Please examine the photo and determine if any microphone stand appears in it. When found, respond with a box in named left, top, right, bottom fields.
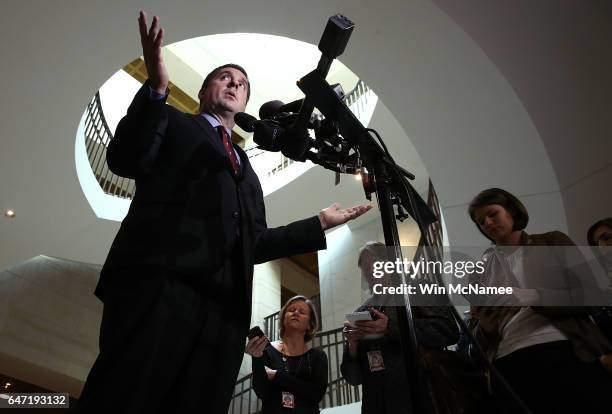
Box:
left=298, top=68, right=433, bottom=413
left=297, top=64, right=532, bottom=414
left=274, top=13, right=531, bottom=414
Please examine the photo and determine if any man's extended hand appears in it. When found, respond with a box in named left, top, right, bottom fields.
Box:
left=138, top=10, right=169, bottom=94
left=318, top=203, right=372, bottom=231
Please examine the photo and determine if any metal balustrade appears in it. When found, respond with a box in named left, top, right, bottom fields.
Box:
left=228, top=327, right=359, bottom=414
left=84, top=92, right=135, bottom=199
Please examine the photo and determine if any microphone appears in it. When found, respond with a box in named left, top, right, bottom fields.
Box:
left=277, top=82, right=347, bottom=161
left=278, top=99, right=305, bottom=114
left=234, top=112, right=283, bottom=152
left=279, top=91, right=316, bottom=161
left=259, top=100, right=284, bottom=120
left=237, top=97, right=315, bottom=161
left=256, top=97, right=315, bottom=161
left=280, top=127, right=311, bottom=161
left=259, top=99, right=306, bottom=119
left=234, top=112, right=258, bottom=133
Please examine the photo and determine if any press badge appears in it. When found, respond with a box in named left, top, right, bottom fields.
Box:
left=282, top=391, right=295, bottom=408
left=367, top=350, right=385, bottom=372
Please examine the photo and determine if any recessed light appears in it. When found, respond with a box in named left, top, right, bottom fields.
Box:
left=4, top=210, right=16, bottom=218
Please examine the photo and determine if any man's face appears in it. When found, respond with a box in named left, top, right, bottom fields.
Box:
left=198, top=67, right=248, bottom=115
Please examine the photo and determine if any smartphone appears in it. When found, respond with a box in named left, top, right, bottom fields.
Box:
left=345, top=311, right=373, bottom=326
left=247, top=326, right=266, bottom=340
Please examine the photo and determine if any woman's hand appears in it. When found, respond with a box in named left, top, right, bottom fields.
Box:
left=470, top=306, right=499, bottom=334
left=245, top=336, right=268, bottom=358
left=343, top=321, right=364, bottom=358
left=343, top=322, right=363, bottom=358
left=510, top=287, right=540, bottom=306
left=355, top=309, right=389, bottom=335
left=342, top=321, right=365, bottom=341
left=265, top=366, right=277, bottom=380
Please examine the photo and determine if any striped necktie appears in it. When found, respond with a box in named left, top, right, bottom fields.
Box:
left=217, top=126, right=240, bottom=176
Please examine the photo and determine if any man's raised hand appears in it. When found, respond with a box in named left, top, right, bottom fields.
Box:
left=138, top=11, right=169, bottom=94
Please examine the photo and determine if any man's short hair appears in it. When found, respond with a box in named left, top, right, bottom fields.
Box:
left=201, top=63, right=250, bottom=102
left=468, top=188, right=529, bottom=242
left=357, top=241, right=386, bottom=268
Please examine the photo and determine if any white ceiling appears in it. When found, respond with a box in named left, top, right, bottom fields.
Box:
left=0, top=0, right=610, bottom=272
left=167, top=33, right=359, bottom=123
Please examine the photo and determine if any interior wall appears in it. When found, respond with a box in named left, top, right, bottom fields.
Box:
left=431, top=0, right=612, bottom=243
left=0, top=256, right=101, bottom=397
left=562, top=166, right=612, bottom=245
left=0, top=0, right=568, bottom=273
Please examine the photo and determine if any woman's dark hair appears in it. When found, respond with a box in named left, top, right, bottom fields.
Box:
left=468, top=188, right=529, bottom=242
left=279, top=295, right=319, bottom=342
left=587, top=218, right=612, bottom=246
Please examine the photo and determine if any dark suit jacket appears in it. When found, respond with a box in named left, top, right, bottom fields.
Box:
left=96, top=83, right=326, bottom=318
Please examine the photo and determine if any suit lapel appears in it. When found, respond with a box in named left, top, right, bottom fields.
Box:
left=190, top=114, right=242, bottom=178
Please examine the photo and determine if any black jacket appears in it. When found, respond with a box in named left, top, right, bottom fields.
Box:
left=96, top=83, right=326, bottom=319
left=340, top=299, right=458, bottom=414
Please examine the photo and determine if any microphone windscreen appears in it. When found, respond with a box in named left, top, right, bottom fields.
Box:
left=279, top=99, right=304, bottom=114
left=259, top=100, right=285, bottom=120
left=234, top=112, right=257, bottom=132
left=253, top=123, right=282, bottom=152
left=281, top=128, right=311, bottom=161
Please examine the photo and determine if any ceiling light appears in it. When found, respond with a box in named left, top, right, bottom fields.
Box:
left=4, top=210, right=15, bottom=218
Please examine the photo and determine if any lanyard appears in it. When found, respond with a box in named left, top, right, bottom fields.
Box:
left=280, top=343, right=311, bottom=375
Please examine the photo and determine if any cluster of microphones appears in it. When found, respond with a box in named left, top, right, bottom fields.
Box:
left=234, top=99, right=313, bottom=161
left=234, top=86, right=363, bottom=176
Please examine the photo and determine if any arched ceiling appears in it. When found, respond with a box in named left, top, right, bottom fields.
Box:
left=1, top=0, right=608, bottom=271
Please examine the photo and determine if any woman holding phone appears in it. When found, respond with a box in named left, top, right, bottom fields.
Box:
left=246, top=295, right=328, bottom=413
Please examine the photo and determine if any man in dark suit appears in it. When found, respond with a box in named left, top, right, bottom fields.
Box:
left=77, top=11, right=371, bottom=413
